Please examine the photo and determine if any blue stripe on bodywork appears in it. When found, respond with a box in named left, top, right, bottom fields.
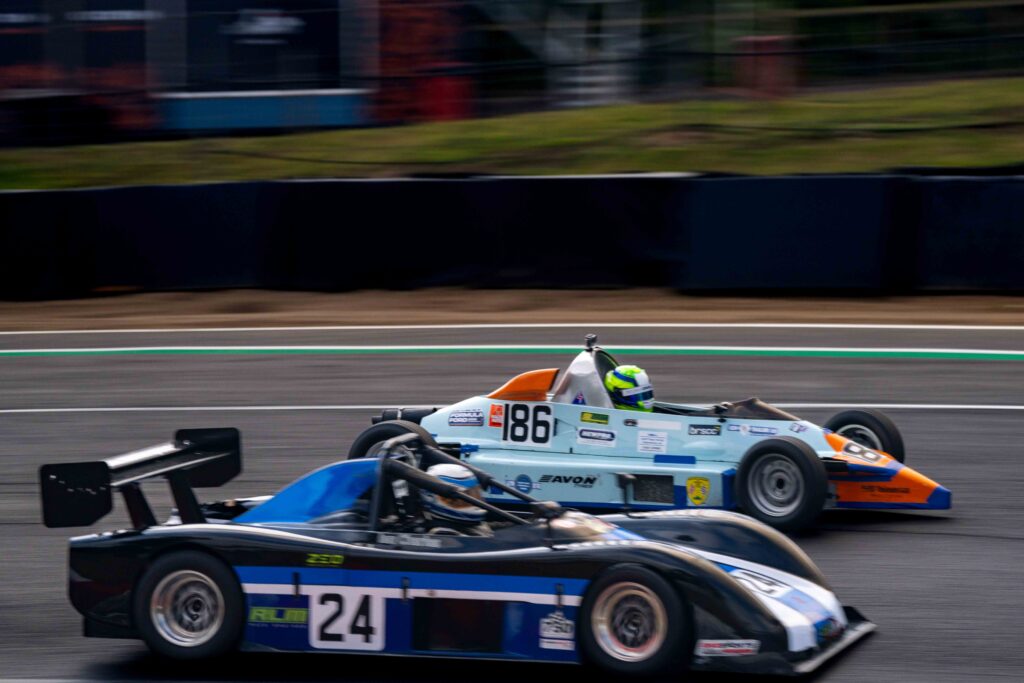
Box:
left=653, top=454, right=697, bottom=465
left=721, top=468, right=736, bottom=510
left=237, top=566, right=588, bottom=595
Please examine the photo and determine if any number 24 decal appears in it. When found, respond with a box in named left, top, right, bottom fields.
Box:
left=308, top=588, right=385, bottom=651
left=501, top=403, right=553, bottom=445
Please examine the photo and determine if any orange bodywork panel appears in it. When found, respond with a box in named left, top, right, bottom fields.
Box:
left=487, top=368, right=560, bottom=402
left=826, top=432, right=944, bottom=506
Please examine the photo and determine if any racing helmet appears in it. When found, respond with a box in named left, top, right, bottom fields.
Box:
left=420, top=464, right=487, bottom=524
left=604, top=364, right=655, bottom=411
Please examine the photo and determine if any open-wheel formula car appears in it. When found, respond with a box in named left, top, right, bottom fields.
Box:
left=41, top=427, right=874, bottom=676
left=353, top=336, right=951, bottom=532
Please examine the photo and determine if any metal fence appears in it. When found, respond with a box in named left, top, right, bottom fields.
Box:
left=3, top=0, right=1024, bottom=143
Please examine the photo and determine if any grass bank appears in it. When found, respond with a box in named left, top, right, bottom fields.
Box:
left=3, top=77, right=1024, bottom=189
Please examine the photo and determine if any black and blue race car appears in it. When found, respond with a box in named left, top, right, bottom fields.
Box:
left=40, top=428, right=874, bottom=676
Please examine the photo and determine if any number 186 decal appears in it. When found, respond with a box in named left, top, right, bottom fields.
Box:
left=501, top=403, right=553, bottom=446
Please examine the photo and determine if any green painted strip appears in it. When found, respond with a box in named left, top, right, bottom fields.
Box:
left=1, top=346, right=1023, bottom=360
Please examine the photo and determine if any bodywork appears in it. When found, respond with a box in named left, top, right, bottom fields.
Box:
left=402, top=346, right=951, bottom=513
left=47, top=433, right=874, bottom=676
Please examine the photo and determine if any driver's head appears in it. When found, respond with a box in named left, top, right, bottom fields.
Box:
left=420, top=464, right=487, bottom=524
left=604, top=364, right=654, bottom=411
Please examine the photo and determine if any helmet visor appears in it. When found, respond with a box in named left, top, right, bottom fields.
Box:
left=620, top=384, right=654, bottom=406
left=438, top=485, right=484, bottom=510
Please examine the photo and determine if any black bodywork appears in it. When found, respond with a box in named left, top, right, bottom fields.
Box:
left=44, top=429, right=872, bottom=676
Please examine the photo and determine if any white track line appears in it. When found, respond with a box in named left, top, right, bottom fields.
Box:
left=2, top=345, right=1024, bottom=355
left=0, top=322, right=1023, bottom=335
left=2, top=402, right=1023, bottom=415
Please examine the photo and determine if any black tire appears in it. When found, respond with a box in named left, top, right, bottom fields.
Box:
left=133, top=550, right=244, bottom=660
left=347, top=420, right=438, bottom=460
left=578, top=565, right=690, bottom=677
left=736, top=437, right=828, bottom=533
left=824, top=409, right=905, bottom=463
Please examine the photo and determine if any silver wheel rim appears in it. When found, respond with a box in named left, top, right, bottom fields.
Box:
left=836, top=423, right=883, bottom=450
left=592, top=581, right=667, bottom=662
left=748, top=454, right=804, bottom=517
left=150, top=569, right=224, bottom=647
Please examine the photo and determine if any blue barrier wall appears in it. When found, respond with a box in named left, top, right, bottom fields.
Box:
left=0, top=174, right=1020, bottom=299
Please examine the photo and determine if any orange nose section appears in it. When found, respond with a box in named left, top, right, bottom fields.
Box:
left=826, top=433, right=952, bottom=510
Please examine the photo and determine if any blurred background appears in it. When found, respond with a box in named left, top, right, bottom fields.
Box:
left=4, top=1, right=1024, bottom=147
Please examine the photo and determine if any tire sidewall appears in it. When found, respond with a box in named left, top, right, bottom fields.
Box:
left=578, top=564, right=690, bottom=676
left=824, top=409, right=905, bottom=462
left=736, top=437, right=828, bottom=533
left=133, top=550, right=244, bottom=660
left=347, top=420, right=437, bottom=460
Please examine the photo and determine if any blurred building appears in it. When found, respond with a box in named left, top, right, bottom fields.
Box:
left=3, top=0, right=1024, bottom=144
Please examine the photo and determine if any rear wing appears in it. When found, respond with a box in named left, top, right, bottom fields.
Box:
left=39, top=428, right=240, bottom=529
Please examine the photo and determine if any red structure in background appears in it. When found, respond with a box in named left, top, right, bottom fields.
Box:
left=376, top=0, right=473, bottom=123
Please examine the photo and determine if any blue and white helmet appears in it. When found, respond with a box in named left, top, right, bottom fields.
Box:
left=420, top=464, right=487, bottom=523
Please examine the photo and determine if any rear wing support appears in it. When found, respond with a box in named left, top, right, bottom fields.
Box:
left=39, top=428, right=241, bottom=529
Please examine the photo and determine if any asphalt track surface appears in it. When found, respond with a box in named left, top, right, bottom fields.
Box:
left=2, top=325, right=1022, bottom=682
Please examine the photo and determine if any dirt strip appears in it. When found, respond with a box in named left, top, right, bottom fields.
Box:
left=1, top=289, right=1023, bottom=330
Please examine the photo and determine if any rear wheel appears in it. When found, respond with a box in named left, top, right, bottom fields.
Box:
left=824, top=409, right=905, bottom=462
left=579, top=565, right=690, bottom=676
left=133, top=550, right=243, bottom=659
left=347, top=420, right=437, bottom=460
left=736, top=437, right=828, bottom=533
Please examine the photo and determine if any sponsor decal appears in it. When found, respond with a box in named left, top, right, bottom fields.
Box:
left=572, top=391, right=587, bottom=405
left=637, top=430, right=669, bottom=454
left=580, top=411, right=609, bottom=425
left=695, top=639, right=760, bottom=657
left=377, top=533, right=443, bottom=548
left=728, top=424, right=779, bottom=436
left=686, top=477, right=710, bottom=506
left=249, top=606, right=308, bottom=625
left=790, top=422, right=809, bottom=434
left=539, top=610, right=575, bottom=651
left=817, top=618, right=844, bottom=642
left=577, top=428, right=616, bottom=447
left=637, top=419, right=681, bottom=431
left=539, top=474, right=599, bottom=488
left=623, top=418, right=638, bottom=427
left=306, top=553, right=344, bottom=567
left=448, top=409, right=484, bottom=427
left=509, top=474, right=539, bottom=493
left=860, top=484, right=910, bottom=494
left=688, top=424, right=721, bottom=437
left=488, top=404, right=505, bottom=428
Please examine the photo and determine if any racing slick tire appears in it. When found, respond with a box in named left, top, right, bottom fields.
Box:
left=824, top=409, right=905, bottom=462
left=579, top=565, right=691, bottom=676
left=347, top=420, right=438, bottom=460
left=736, top=437, right=828, bottom=533
left=133, top=550, right=244, bottom=660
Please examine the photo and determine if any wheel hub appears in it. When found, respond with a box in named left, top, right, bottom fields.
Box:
left=592, top=582, right=667, bottom=662
left=748, top=454, right=804, bottom=517
left=151, top=570, right=224, bottom=646
left=836, top=424, right=882, bottom=450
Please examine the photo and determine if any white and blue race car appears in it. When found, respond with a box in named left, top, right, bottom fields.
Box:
left=353, top=336, right=951, bottom=532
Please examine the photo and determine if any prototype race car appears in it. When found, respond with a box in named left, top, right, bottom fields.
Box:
left=354, top=336, right=951, bottom=532
left=40, top=428, right=874, bottom=676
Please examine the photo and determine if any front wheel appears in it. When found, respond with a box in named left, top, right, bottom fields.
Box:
left=736, top=437, right=828, bottom=533
left=133, top=550, right=244, bottom=659
left=824, top=409, right=905, bottom=462
left=578, top=565, right=690, bottom=676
